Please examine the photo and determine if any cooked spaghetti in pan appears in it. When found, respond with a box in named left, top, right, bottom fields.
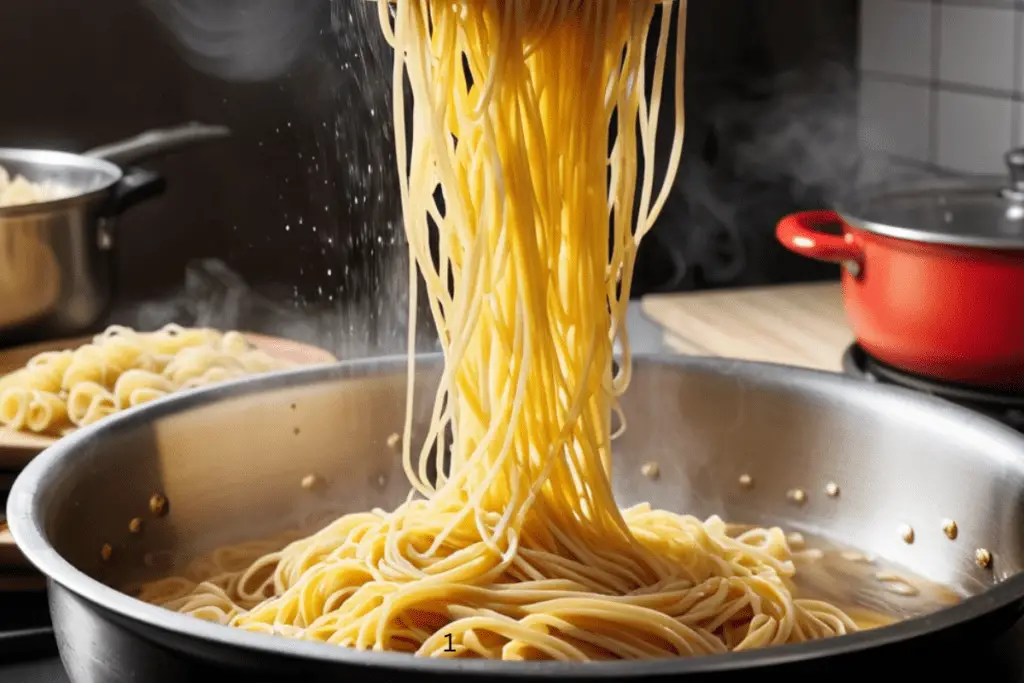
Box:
left=136, top=0, right=955, bottom=660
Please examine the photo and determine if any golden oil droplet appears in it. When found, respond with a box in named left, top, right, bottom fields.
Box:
left=641, top=461, right=660, bottom=480
left=148, top=493, right=168, bottom=517
left=301, top=474, right=319, bottom=490
left=824, top=481, right=840, bottom=498
left=875, top=571, right=920, bottom=597
left=840, top=550, right=874, bottom=564
left=386, top=433, right=401, bottom=449
left=100, top=543, right=112, bottom=561
left=899, top=524, right=915, bottom=544
left=786, top=488, right=807, bottom=505
left=738, top=474, right=753, bottom=489
left=942, top=519, right=958, bottom=540
left=128, top=518, right=142, bottom=534
left=975, top=548, right=993, bottom=569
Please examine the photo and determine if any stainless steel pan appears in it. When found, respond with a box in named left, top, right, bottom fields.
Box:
left=8, top=355, right=1024, bottom=681
left=0, top=123, right=229, bottom=341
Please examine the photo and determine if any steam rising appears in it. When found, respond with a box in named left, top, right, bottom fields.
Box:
left=110, top=259, right=427, bottom=360
left=655, top=61, right=947, bottom=287
left=143, top=0, right=323, bottom=82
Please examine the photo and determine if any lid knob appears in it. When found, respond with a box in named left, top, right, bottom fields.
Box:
left=1006, top=148, right=1024, bottom=195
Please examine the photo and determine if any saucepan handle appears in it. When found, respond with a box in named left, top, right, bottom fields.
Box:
left=776, top=210, right=865, bottom=277
left=83, top=122, right=231, bottom=167
left=87, top=122, right=230, bottom=218
left=105, top=168, right=167, bottom=217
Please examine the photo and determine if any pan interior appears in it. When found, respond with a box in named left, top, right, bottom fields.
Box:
left=31, top=357, right=1024, bottom=656
left=0, top=149, right=120, bottom=210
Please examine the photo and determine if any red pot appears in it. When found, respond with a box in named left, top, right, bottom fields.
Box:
left=776, top=167, right=1024, bottom=391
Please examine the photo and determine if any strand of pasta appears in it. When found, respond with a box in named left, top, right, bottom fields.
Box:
left=141, top=0, right=863, bottom=660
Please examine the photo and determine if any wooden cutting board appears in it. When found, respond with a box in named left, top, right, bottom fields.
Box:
left=641, top=281, right=854, bottom=372
left=0, top=332, right=337, bottom=470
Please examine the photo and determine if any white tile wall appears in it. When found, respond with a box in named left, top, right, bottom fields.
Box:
left=939, top=6, right=1015, bottom=91
left=858, top=0, right=1022, bottom=174
left=859, top=80, right=931, bottom=160
left=936, top=90, right=1013, bottom=172
left=1018, top=10, right=1024, bottom=94
left=860, top=0, right=933, bottom=78
left=1015, top=102, right=1024, bottom=146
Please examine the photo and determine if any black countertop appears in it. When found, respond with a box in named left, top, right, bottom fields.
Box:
left=4, top=659, right=67, bottom=683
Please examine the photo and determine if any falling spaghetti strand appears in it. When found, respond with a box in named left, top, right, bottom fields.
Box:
left=139, top=0, right=866, bottom=659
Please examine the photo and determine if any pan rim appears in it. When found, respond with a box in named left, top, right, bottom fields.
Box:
left=9, top=354, right=1024, bottom=675
left=0, top=148, right=122, bottom=218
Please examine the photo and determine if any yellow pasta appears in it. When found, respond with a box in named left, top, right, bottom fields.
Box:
left=144, top=324, right=223, bottom=356
left=112, top=370, right=175, bottom=410
left=26, top=350, right=74, bottom=377
left=178, top=367, right=248, bottom=390
left=162, top=347, right=245, bottom=385
left=62, top=345, right=116, bottom=390
left=0, top=325, right=298, bottom=436
left=67, top=381, right=118, bottom=427
left=219, top=331, right=252, bottom=356
left=140, top=0, right=868, bottom=662
left=0, top=164, right=73, bottom=207
left=26, top=390, right=69, bottom=433
left=0, top=388, right=30, bottom=431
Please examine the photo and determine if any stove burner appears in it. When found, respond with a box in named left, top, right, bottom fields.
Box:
left=842, top=344, right=1024, bottom=432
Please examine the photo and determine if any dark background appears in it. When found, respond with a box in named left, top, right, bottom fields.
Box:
left=0, top=0, right=857, bottom=351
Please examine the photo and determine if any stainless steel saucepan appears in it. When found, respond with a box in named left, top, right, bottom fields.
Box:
left=8, top=355, right=1024, bottom=680
left=0, top=123, right=229, bottom=341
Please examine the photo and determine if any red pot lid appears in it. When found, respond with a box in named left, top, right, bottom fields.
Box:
left=839, top=150, right=1024, bottom=250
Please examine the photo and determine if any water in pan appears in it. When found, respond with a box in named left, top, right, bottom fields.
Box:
left=125, top=521, right=962, bottom=645
left=764, top=528, right=961, bottom=629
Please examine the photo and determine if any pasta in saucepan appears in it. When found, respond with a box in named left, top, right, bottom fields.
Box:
left=0, top=325, right=297, bottom=435
left=0, top=165, right=74, bottom=208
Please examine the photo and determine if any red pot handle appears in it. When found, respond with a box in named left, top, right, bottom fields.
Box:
left=776, top=210, right=864, bottom=275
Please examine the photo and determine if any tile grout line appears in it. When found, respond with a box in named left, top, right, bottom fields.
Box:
left=1014, top=10, right=1022, bottom=147
left=861, top=70, right=1024, bottom=102
left=928, top=0, right=942, bottom=164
